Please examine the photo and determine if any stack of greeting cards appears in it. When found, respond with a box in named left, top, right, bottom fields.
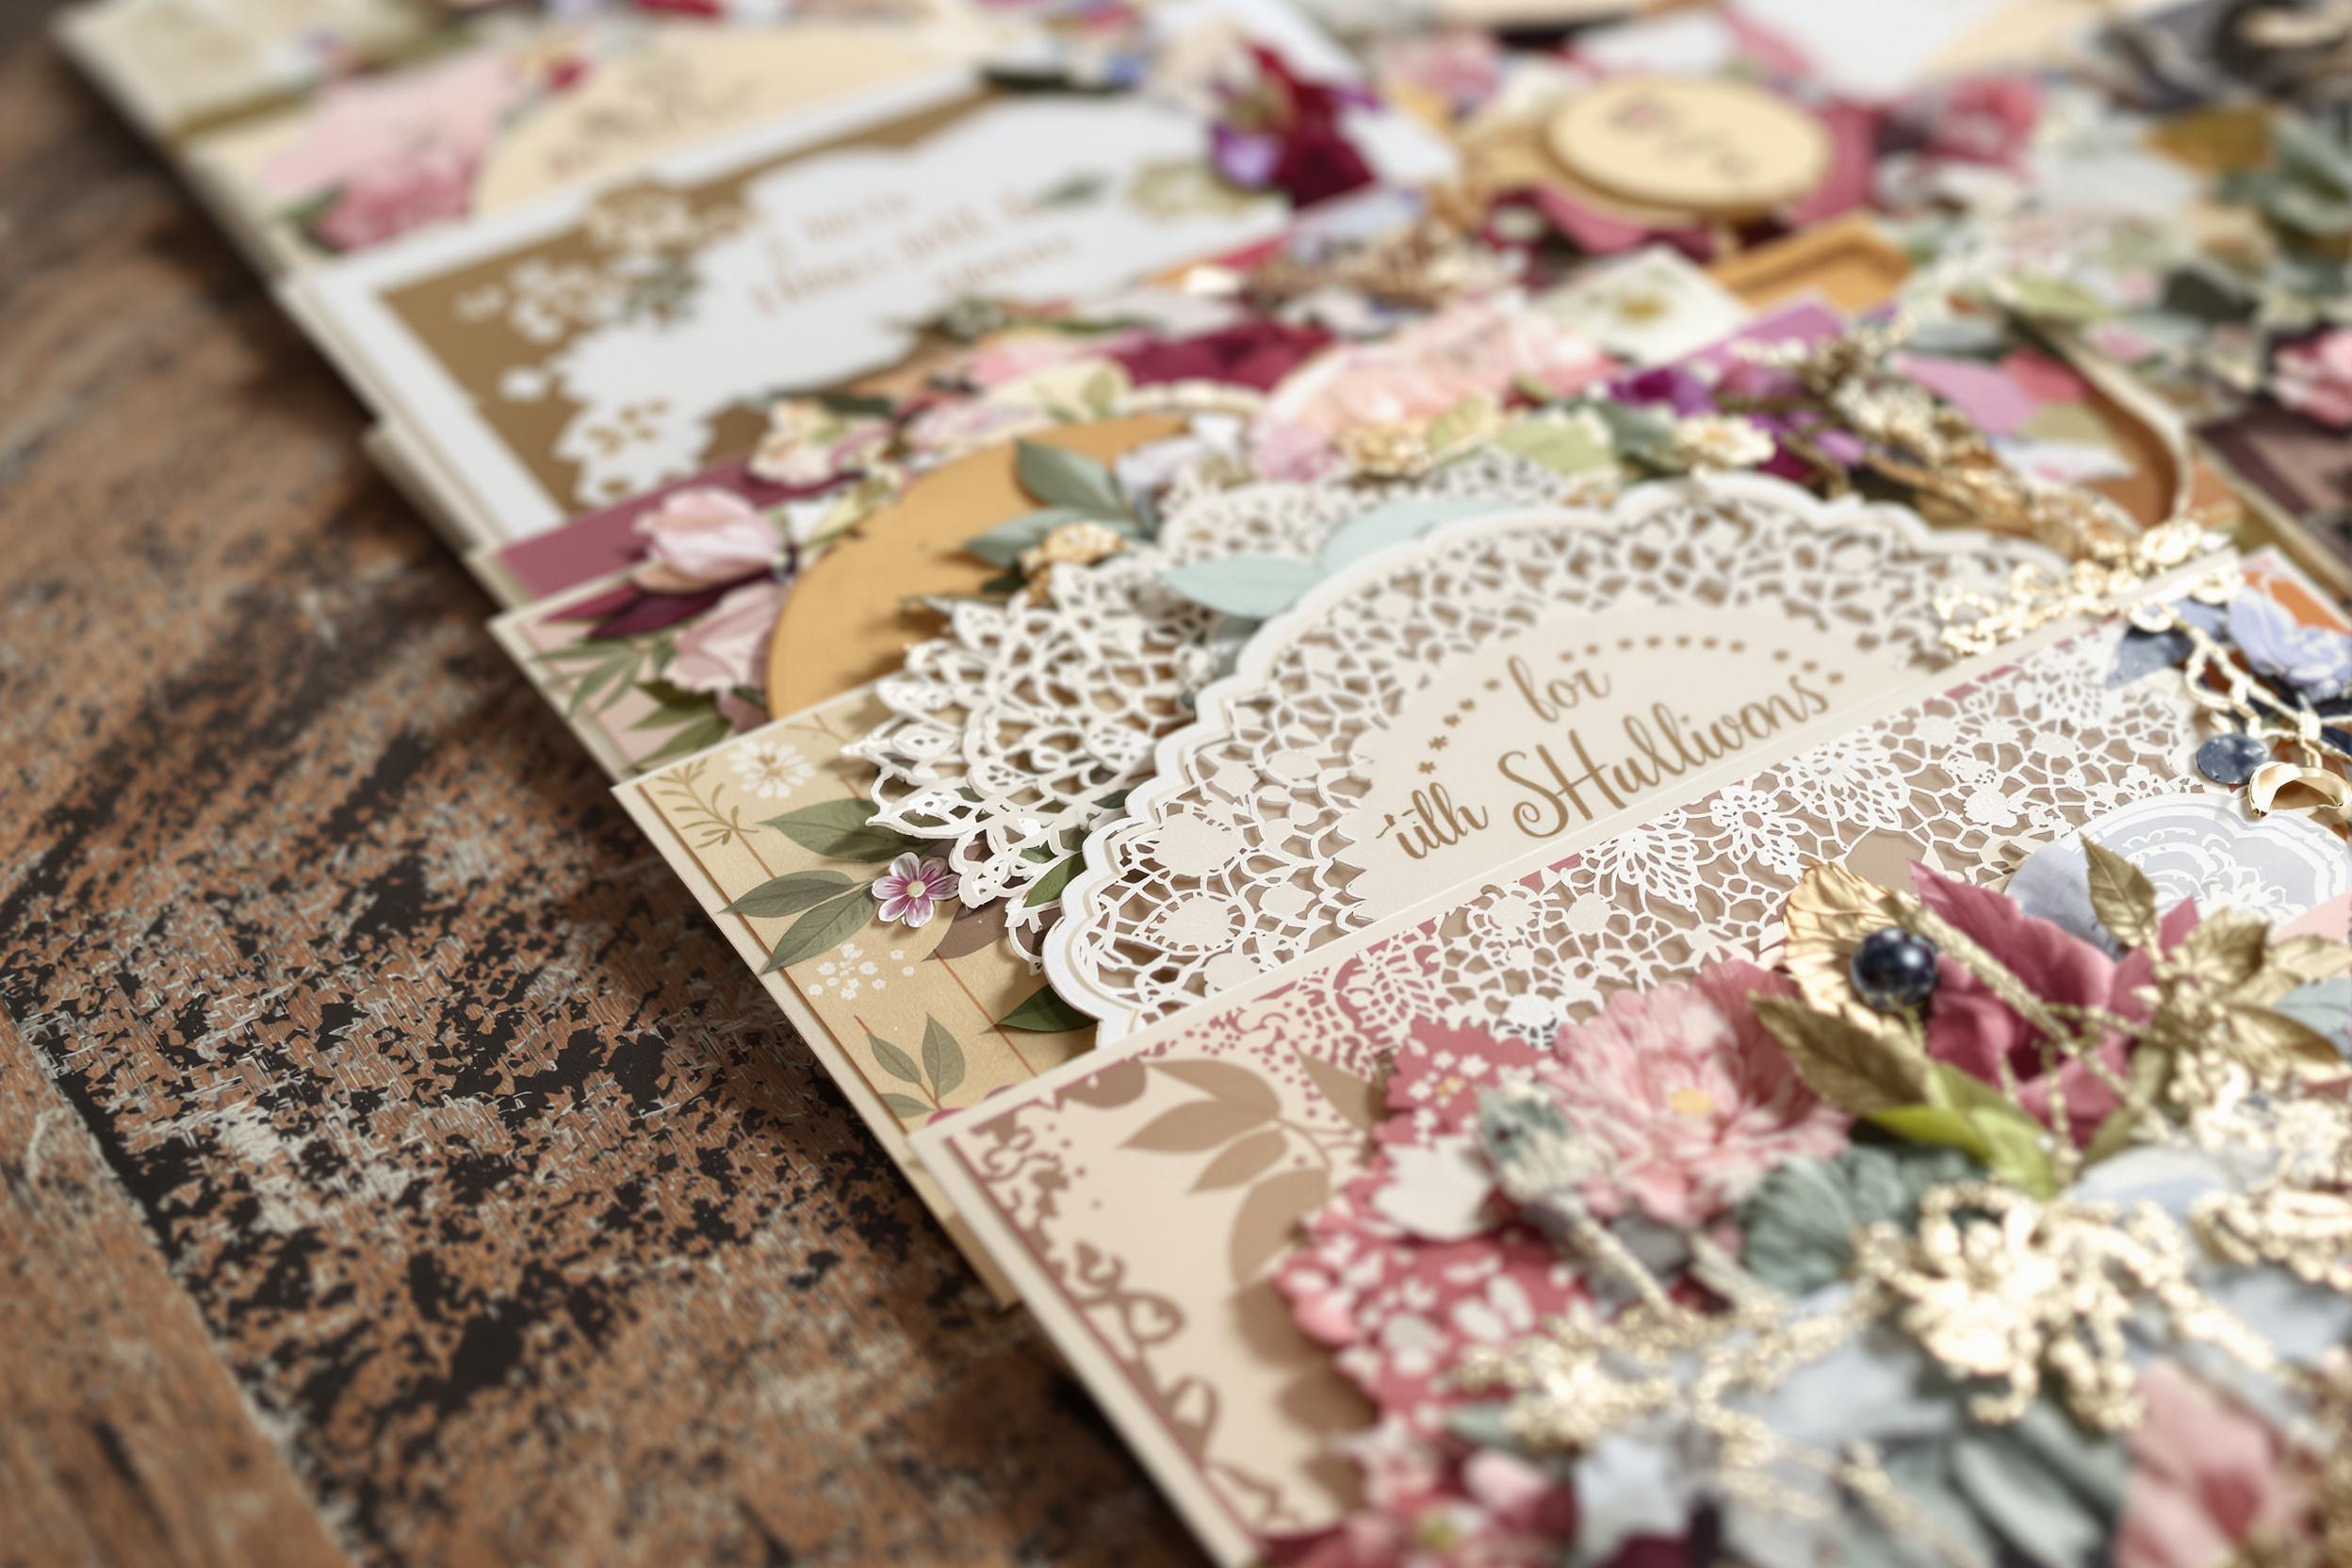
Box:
left=69, top=0, right=2352, bottom=1560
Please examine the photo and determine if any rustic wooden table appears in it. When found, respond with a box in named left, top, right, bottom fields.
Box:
left=0, top=15, right=1194, bottom=1565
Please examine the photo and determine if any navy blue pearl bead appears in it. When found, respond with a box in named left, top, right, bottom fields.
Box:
left=1851, top=928, right=1938, bottom=1011
left=2195, top=732, right=2270, bottom=786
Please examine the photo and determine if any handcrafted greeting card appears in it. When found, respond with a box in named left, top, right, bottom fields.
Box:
left=917, top=599, right=2327, bottom=1565
left=185, top=7, right=1004, bottom=272
left=1042, top=477, right=2055, bottom=1040
left=288, top=0, right=1455, bottom=544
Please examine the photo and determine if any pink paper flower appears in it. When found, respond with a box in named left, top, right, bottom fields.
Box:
left=872, top=854, right=956, bottom=926
left=1915, top=866, right=2198, bottom=1149
left=2116, top=1363, right=2310, bottom=1568
left=1256, top=298, right=1609, bottom=446
left=665, top=579, right=781, bottom=695
left=1915, top=76, right=2042, bottom=170
left=1536, top=960, right=1851, bottom=1228
left=2272, top=329, right=2352, bottom=428
left=630, top=487, right=778, bottom=592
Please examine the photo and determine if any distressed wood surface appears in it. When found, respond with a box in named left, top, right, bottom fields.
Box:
left=0, top=19, right=1192, bottom=1566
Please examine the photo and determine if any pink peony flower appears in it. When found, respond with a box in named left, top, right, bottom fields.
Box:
left=1256, top=298, right=1610, bottom=445
left=1915, top=866, right=2198, bottom=1150
left=2116, top=1363, right=2310, bottom=1568
left=664, top=579, right=781, bottom=695
left=629, top=486, right=778, bottom=592
left=2271, top=329, right=2352, bottom=429
left=872, top=854, right=956, bottom=926
left=1536, top=960, right=1852, bottom=1229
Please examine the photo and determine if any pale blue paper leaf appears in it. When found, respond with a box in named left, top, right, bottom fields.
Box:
left=1158, top=555, right=1324, bottom=620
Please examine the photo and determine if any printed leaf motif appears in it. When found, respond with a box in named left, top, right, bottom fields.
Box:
left=1229, top=1168, right=1329, bottom=1282
left=921, top=1015, right=967, bottom=1099
left=926, top=899, right=1009, bottom=963
left=1155, top=1058, right=1282, bottom=1117
left=1300, top=1054, right=1382, bottom=1134
left=1158, top=555, right=1323, bottom=621
left=726, top=869, right=856, bottom=919
left=761, top=798, right=926, bottom=862
left=1124, top=1098, right=1271, bottom=1152
left=1191, top=1128, right=1287, bottom=1191
left=861, top=1029, right=923, bottom=1087
left=637, top=710, right=734, bottom=768
left=1753, top=994, right=1927, bottom=1114
left=997, top=984, right=1092, bottom=1033
left=2082, top=841, right=2160, bottom=952
left=760, top=888, right=874, bottom=972
left=1016, top=440, right=1127, bottom=520
left=879, top=1092, right=935, bottom=1120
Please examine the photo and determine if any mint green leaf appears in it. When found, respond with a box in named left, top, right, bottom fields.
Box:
left=1737, top=1143, right=1977, bottom=1295
left=866, top=1029, right=923, bottom=1086
left=725, top=869, right=856, bottom=919
left=1016, top=441, right=1126, bottom=519
left=998, top=984, right=1092, bottom=1033
left=2273, top=113, right=2352, bottom=196
left=1315, top=498, right=1493, bottom=577
left=878, top=1093, right=935, bottom=1120
left=760, top=799, right=926, bottom=862
left=1158, top=555, right=1323, bottom=620
left=760, top=889, right=875, bottom=972
left=966, top=506, right=1086, bottom=568
left=2276, top=976, right=2352, bottom=1054
left=921, top=1016, right=966, bottom=1098
left=1426, top=392, right=1497, bottom=451
left=1997, top=272, right=2110, bottom=324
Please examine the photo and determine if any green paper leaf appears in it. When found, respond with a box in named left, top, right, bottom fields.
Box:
left=1158, top=554, right=1323, bottom=620
left=725, top=869, right=857, bottom=919
left=1024, top=853, right=1085, bottom=909
left=1998, top=272, right=2109, bottom=324
left=867, top=1030, right=923, bottom=1086
left=759, top=888, right=875, bottom=972
left=1491, top=414, right=1614, bottom=476
left=879, top=1093, right=935, bottom=1120
left=965, top=506, right=1086, bottom=568
left=1016, top=440, right=1126, bottom=519
left=998, top=983, right=1092, bottom=1033
left=921, top=1015, right=966, bottom=1099
left=760, top=799, right=926, bottom=862
left=2276, top=976, right=2352, bottom=1054
left=1426, top=392, right=1497, bottom=452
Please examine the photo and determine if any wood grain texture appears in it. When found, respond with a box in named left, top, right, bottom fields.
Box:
left=0, top=20, right=1192, bottom=1566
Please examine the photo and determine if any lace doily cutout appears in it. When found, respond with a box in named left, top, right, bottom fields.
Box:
left=1045, top=473, right=2071, bottom=1039
left=844, top=449, right=1572, bottom=960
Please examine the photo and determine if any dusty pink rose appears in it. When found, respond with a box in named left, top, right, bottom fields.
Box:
left=1536, top=960, right=1851, bottom=1228
left=629, top=487, right=778, bottom=592
left=312, top=145, right=479, bottom=252
left=2117, top=1363, right=2310, bottom=1568
left=1916, top=867, right=2198, bottom=1149
left=1258, top=298, right=1611, bottom=442
left=2272, top=329, right=2352, bottom=428
left=665, top=579, right=781, bottom=695
left=262, top=47, right=523, bottom=248
left=872, top=854, right=956, bottom=926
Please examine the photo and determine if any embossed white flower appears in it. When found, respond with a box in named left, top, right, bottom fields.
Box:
left=1581, top=815, right=1701, bottom=907
left=730, top=738, right=813, bottom=799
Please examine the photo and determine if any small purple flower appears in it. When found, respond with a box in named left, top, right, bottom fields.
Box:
left=872, top=854, right=956, bottom=927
